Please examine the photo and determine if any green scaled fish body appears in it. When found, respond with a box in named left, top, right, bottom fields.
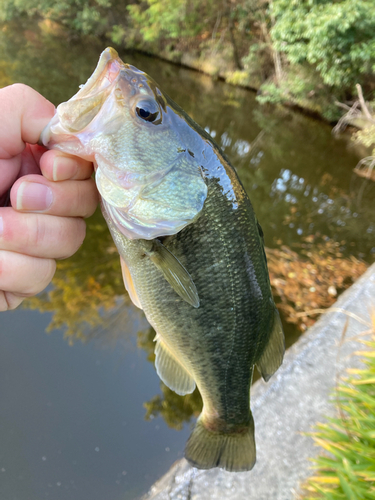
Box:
left=41, top=48, right=285, bottom=472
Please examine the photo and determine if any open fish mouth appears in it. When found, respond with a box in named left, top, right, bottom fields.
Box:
left=55, top=49, right=122, bottom=133
left=41, top=48, right=208, bottom=240
left=40, top=48, right=145, bottom=144
left=74, top=47, right=122, bottom=100
left=57, top=48, right=156, bottom=134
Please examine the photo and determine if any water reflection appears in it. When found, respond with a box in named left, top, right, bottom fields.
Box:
left=26, top=208, right=125, bottom=340
left=1, top=20, right=374, bottom=500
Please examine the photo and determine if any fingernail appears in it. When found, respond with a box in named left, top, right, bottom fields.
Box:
left=17, top=182, right=53, bottom=211
left=53, top=155, right=78, bottom=181
left=0, top=216, right=3, bottom=237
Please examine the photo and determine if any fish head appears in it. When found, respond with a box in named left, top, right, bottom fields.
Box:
left=41, top=47, right=207, bottom=239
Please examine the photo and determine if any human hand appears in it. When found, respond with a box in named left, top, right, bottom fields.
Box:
left=0, top=84, right=99, bottom=311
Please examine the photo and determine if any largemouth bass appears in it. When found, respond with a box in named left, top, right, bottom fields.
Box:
left=41, top=48, right=285, bottom=472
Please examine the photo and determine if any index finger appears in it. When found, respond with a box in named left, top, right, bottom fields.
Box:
left=0, top=83, right=55, bottom=159
left=39, top=150, right=94, bottom=181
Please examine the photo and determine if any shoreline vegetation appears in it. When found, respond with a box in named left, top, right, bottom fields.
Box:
left=301, top=316, right=375, bottom=500
left=1, top=0, right=374, bottom=162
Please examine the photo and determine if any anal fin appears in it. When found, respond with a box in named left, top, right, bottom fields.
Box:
left=154, top=337, right=196, bottom=395
left=120, top=257, right=143, bottom=309
left=256, top=308, right=285, bottom=382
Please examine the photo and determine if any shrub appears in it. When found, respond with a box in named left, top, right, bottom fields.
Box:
left=302, top=317, right=375, bottom=499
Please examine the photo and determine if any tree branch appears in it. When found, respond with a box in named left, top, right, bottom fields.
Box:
left=356, top=84, right=375, bottom=124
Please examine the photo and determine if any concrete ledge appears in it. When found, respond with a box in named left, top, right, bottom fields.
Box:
left=142, top=263, right=375, bottom=500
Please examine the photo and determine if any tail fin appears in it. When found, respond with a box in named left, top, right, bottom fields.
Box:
left=185, top=414, right=256, bottom=472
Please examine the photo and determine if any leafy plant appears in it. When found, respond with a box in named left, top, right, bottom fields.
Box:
left=255, top=0, right=375, bottom=117
left=272, top=0, right=375, bottom=90
left=302, top=315, right=375, bottom=499
left=0, top=0, right=128, bottom=39
left=127, top=0, right=205, bottom=42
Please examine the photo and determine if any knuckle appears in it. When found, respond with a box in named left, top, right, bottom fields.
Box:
left=33, top=259, right=56, bottom=292
left=59, top=218, right=86, bottom=259
left=7, top=83, right=34, bottom=104
left=0, top=292, right=9, bottom=311
left=72, top=219, right=86, bottom=253
left=0, top=291, right=24, bottom=311
left=77, top=179, right=99, bottom=218
left=0, top=252, right=5, bottom=283
left=21, top=258, right=56, bottom=295
left=38, top=150, right=55, bottom=179
left=0, top=249, right=55, bottom=302
left=9, top=82, right=29, bottom=97
left=29, top=215, right=47, bottom=248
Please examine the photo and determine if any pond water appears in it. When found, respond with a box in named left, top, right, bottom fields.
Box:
left=0, top=22, right=374, bottom=500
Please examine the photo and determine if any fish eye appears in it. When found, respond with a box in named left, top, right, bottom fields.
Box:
left=135, top=99, right=160, bottom=123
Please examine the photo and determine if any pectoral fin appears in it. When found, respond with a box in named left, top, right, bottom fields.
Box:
left=154, top=337, right=196, bottom=395
left=120, top=257, right=143, bottom=309
left=141, top=239, right=200, bottom=308
left=256, top=308, right=285, bottom=382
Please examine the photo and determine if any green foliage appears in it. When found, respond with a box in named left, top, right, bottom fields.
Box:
left=303, top=322, right=375, bottom=499
left=254, top=0, right=375, bottom=119
left=0, top=0, right=126, bottom=37
left=127, top=0, right=204, bottom=42
left=354, top=124, right=375, bottom=157
left=350, top=91, right=375, bottom=161
left=257, top=65, right=340, bottom=121
left=272, top=0, right=375, bottom=89
left=237, top=41, right=273, bottom=88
